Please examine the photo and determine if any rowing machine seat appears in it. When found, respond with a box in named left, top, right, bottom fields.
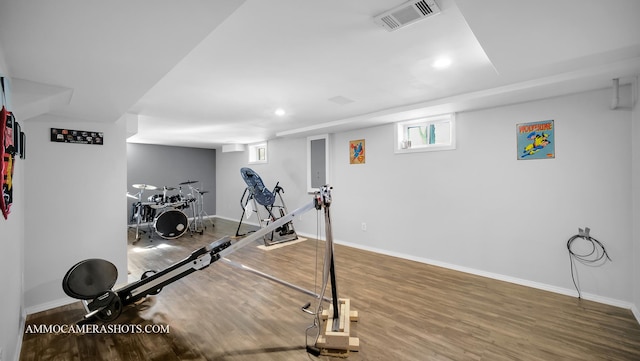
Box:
left=62, top=258, right=118, bottom=300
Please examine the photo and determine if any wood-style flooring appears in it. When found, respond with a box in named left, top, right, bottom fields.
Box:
left=20, top=218, right=640, bottom=360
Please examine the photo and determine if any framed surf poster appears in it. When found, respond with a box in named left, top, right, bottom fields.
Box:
left=517, top=120, right=554, bottom=160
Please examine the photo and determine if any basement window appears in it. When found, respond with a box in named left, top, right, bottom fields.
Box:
left=395, top=114, right=455, bottom=153
left=248, top=142, right=268, bottom=164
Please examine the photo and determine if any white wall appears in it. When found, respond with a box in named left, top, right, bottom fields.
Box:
left=0, top=160, right=24, bottom=361
left=217, top=86, right=635, bottom=307
left=0, top=67, right=26, bottom=361
left=23, top=116, right=128, bottom=313
left=0, top=45, right=7, bottom=76
left=216, top=136, right=320, bottom=231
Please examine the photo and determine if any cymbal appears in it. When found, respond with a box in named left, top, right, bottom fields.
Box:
left=179, top=180, right=198, bottom=185
left=132, top=184, right=158, bottom=190
left=163, top=186, right=176, bottom=191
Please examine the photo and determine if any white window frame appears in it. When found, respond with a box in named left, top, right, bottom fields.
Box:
left=248, top=142, right=268, bottom=164
left=394, top=113, right=456, bottom=154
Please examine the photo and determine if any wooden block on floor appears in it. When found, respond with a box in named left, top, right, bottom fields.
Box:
left=322, top=300, right=358, bottom=322
left=317, top=336, right=360, bottom=351
left=316, top=298, right=359, bottom=353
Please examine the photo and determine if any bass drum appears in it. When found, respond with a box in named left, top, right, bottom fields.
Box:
left=154, top=209, right=188, bottom=239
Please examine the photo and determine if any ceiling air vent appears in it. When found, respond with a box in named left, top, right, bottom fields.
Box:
left=374, top=0, right=441, bottom=32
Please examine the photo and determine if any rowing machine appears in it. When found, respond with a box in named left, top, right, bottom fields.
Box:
left=62, top=185, right=337, bottom=325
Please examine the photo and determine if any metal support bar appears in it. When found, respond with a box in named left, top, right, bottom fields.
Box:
left=221, top=257, right=332, bottom=303
left=323, top=204, right=341, bottom=331
left=115, top=194, right=320, bottom=308
left=117, top=236, right=232, bottom=304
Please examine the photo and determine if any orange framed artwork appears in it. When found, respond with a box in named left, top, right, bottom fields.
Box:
left=349, top=139, right=365, bottom=164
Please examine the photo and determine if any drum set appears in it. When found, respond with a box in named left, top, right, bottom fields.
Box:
left=128, top=180, right=212, bottom=242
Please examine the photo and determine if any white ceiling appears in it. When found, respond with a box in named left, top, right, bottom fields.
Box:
left=1, top=0, right=639, bottom=149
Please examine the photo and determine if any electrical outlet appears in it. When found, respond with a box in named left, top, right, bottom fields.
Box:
left=361, top=222, right=367, bottom=231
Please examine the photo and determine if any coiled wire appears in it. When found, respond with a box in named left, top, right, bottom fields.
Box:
left=567, top=231, right=611, bottom=299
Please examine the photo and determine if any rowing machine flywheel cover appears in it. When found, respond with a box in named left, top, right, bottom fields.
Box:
left=62, top=258, right=118, bottom=300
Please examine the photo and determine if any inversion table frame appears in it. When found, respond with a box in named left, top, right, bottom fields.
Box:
left=235, top=167, right=298, bottom=246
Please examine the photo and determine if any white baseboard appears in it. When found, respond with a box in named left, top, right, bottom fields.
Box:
left=332, top=238, right=635, bottom=311
left=212, top=214, right=232, bottom=222
left=24, top=297, right=77, bottom=316
left=154, top=215, right=640, bottom=323
left=633, top=304, right=640, bottom=324
left=14, top=308, right=25, bottom=361
left=214, top=214, right=258, bottom=226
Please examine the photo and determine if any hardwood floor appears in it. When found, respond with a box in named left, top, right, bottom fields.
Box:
left=20, top=217, right=640, bottom=360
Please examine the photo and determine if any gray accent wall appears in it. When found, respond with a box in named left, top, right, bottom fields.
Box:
left=127, top=143, right=216, bottom=220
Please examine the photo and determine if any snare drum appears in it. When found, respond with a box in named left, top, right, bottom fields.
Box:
left=154, top=209, right=189, bottom=239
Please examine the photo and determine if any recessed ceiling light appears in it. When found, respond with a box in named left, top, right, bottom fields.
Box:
left=274, top=108, right=286, bottom=116
left=432, top=57, right=452, bottom=69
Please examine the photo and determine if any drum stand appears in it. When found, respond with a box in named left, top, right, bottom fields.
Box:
left=194, top=189, right=214, bottom=231
left=131, top=201, right=146, bottom=242
left=178, top=181, right=202, bottom=235
left=188, top=197, right=203, bottom=235
left=127, top=184, right=158, bottom=242
left=179, top=181, right=214, bottom=234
